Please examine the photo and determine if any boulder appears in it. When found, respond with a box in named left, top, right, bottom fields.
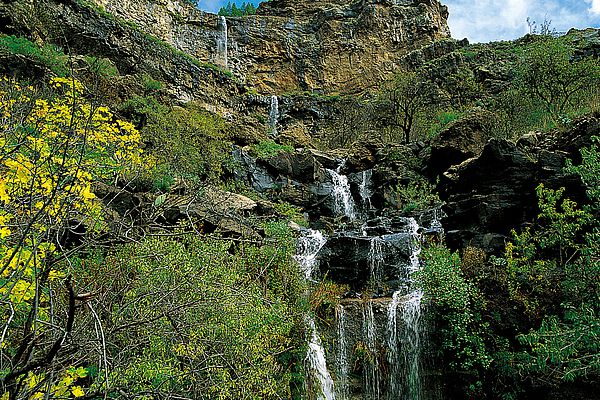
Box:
left=438, top=117, right=594, bottom=253
left=426, top=108, right=493, bottom=178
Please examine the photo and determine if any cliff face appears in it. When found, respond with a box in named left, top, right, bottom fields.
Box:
left=91, top=0, right=450, bottom=94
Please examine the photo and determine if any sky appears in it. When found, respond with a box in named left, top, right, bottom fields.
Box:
left=197, top=0, right=600, bottom=43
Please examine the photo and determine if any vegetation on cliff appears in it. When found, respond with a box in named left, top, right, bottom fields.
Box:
left=0, top=0, right=599, bottom=398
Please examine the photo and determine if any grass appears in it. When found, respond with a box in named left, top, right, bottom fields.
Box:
left=0, top=35, right=69, bottom=76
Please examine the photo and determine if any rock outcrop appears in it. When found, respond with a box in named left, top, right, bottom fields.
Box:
left=90, top=0, right=451, bottom=93
left=438, top=117, right=597, bottom=252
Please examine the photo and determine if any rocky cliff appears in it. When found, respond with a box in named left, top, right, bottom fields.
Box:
left=90, top=0, right=450, bottom=93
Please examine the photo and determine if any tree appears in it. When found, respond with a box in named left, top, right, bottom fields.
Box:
left=519, top=38, right=600, bottom=121
left=0, top=76, right=143, bottom=399
left=376, top=71, right=432, bottom=144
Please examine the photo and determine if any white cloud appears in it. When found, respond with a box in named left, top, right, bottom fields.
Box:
left=445, top=0, right=597, bottom=43
left=589, top=0, right=600, bottom=15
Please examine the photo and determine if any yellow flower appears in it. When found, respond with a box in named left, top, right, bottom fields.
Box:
left=71, top=386, right=85, bottom=398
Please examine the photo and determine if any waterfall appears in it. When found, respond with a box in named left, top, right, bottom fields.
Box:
left=269, top=95, right=279, bottom=136
left=386, top=291, right=401, bottom=399
left=401, top=290, right=423, bottom=400
left=359, top=169, right=373, bottom=210
left=295, top=229, right=327, bottom=280
left=368, top=236, right=384, bottom=283
left=218, top=16, right=228, bottom=68
left=327, top=165, right=357, bottom=220
left=296, top=228, right=334, bottom=398
left=336, top=305, right=349, bottom=400
left=362, top=302, right=380, bottom=400
left=306, top=316, right=337, bottom=400
left=385, top=217, right=424, bottom=400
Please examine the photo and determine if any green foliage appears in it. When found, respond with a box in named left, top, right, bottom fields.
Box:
left=392, top=177, right=440, bottom=213
left=376, top=70, right=433, bottom=144
left=427, top=109, right=462, bottom=138
left=0, top=35, right=69, bottom=76
left=0, top=77, right=143, bottom=399
left=440, top=68, right=484, bottom=109
left=120, top=96, right=231, bottom=185
left=488, top=87, right=552, bottom=139
left=87, top=231, right=303, bottom=398
left=309, top=280, right=349, bottom=319
left=499, top=144, right=600, bottom=388
left=218, top=1, right=257, bottom=16
left=517, top=304, right=600, bottom=382
left=517, top=37, right=600, bottom=122
left=83, top=55, right=118, bottom=77
left=273, top=201, right=308, bottom=227
left=419, top=245, right=491, bottom=377
left=249, top=140, right=294, bottom=160
left=505, top=184, right=590, bottom=315
left=139, top=73, right=163, bottom=94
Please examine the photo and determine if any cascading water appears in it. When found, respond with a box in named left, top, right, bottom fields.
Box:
left=306, top=317, right=337, bottom=400
left=295, top=229, right=327, bottom=280
left=284, top=158, right=440, bottom=399
left=336, top=305, right=349, bottom=400
left=359, top=169, right=373, bottom=210
left=269, top=95, right=279, bottom=136
left=295, top=229, right=336, bottom=399
left=386, top=217, right=424, bottom=399
left=218, top=16, right=228, bottom=68
left=368, top=236, right=384, bottom=283
left=327, top=216, right=428, bottom=400
left=327, top=164, right=357, bottom=220
left=401, top=290, right=424, bottom=400
left=362, top=302, right=380, bottom=400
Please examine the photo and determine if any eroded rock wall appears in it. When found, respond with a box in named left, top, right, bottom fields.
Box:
left=90, top=0, right=450, bottom=93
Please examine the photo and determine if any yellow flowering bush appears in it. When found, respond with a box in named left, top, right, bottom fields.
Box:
left=0, top=76, right=142, bottom=398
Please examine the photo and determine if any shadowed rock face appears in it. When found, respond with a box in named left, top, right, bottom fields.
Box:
left=91, top=0, right=450, bottom=93
left=438, top=118, right=598, bottom=253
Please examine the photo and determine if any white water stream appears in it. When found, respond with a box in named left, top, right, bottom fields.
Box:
left=327, top=164, right=357, bottom=220
left=269, top=95, right=279, bottom=136
left=218, top=16, right=228, bottom=68
left=306, top=317, right=337, bottom=400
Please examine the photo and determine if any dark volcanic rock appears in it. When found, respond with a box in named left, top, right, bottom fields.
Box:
left=439, top=115, right=597, bottom=253
left=426, top=108, right=493, bottom=178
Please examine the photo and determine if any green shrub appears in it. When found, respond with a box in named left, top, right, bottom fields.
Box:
left=427, top=110, right=461, bottom=138
left=392, top=177, right=440, bottom=213
left=75, top=232, right=304, bottom=398
left=120, top=96, right=231, bottom=185
left=419, top=245, right=491, bottom=393
left=84, top=55, right=118, bottom=77
left=249, top=140, right=294, bottom=159
left=0, top=35, right=68, bottom=76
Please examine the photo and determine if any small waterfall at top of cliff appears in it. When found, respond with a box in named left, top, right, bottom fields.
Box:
left=306, top=316, right=336, bottom=400
left=295, top=229, right=327, bottom=280
left=327, top=163, right=357, bottom=220
left=218, top=16, right=228, bottom=68
left=269, top=95, right=279, bottom=136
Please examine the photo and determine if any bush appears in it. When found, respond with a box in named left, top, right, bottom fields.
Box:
left=418, top=245, right=491, bottom=394
left=120, top=96, right=230, bottom=186
left=391, top=177, right=440, bottom=213
left=0, top=35, right=69, bottom=76
left=0, top=76, right=143, bottom=398
left=81, top=231, right=304, bottom=398
left=249, top=139, right=294, bottom=160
